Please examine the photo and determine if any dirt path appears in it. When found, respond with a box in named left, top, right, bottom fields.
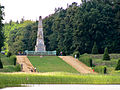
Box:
left=16, top=56, right=35, bottom=72
left=59, top=56, right=96, bottom=74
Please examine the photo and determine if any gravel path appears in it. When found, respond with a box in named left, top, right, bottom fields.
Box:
left=59, top=56, right=96, bottom=74
left=16, top=56, right=35, bottom=72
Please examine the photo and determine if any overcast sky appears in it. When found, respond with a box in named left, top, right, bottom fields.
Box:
left=1, top=0, right=82, bottom=22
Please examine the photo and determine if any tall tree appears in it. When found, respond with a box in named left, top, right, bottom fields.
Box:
left=0, top=5, right=4, bottom=51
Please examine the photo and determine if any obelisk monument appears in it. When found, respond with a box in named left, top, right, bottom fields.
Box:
left=35, top=16, right=46, bottom=52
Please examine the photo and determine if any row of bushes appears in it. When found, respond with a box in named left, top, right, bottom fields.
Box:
left=0, top=55, right=21, bottom=72
left=78, top=54, right=108, bottom=74
left=93, top=66, right=107, bottom=74
left=0, top=65, right=21, bottom=72
left=73, top=51, right=120, bottom=74
left=79, top=54, right=92, bottom=67
left=10, top=55, right=17, bottom=65
left=0, top=55, right=17, bottom=69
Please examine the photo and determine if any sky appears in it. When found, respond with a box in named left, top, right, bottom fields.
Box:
left=1, top=0, right=82, bottom=22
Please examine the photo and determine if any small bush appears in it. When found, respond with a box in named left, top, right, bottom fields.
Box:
left=115, top=59, right=120, bottom=70
left=93, top=66, right=107, bottom=74
left=73, top=51, right=80, bottom=58
left=6, top=52, right=12, bottom=57
left=10, top=56, right=16, bottom=65
left=103, top=47, right=110, bottom=60
left=79, top=54, right=92, bottom=67
left=91, top=42, right=98, bottom=54
left=0, top=59, right=3, bottom=69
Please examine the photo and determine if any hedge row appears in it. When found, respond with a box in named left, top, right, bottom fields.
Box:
left=10, top=55, right=16, bottom=65
left=93, top=66, right=107, bottom=74
left=79, top=54, right=92, bottom=67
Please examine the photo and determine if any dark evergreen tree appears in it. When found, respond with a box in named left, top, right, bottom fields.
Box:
left=0, top=5, right=4, bottom=51
left=91, top=42, right=98, bottom=54
left=115, top=59, right=120, bottom=70
left=103, top=47, right=110, bottom=60
left=0, top=59, right=3, bottom=69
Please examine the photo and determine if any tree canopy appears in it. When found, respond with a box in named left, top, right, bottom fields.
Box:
left=3, top=0, right=120, bottom=55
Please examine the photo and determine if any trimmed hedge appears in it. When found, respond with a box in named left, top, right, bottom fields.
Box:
left=15, top=64, right=21, bottom=71
left=103, top=47, right=110, bottom=60
left=93, top=66, right=107, bottom=74
left=73, top=51, right=80, bottom=58
left=115, top=59, right=120, bottom=70
left=91, top=42, right=98, bottom=54
left=10, top=56, right=16, bottom=65
left=79, top=54, right=92, bottom=67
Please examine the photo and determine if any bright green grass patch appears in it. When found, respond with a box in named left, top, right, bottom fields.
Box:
left=0, top=65, right=21, bottom=72
left=27, top=56, right=79, bottom=73
left=0, top=72, right=120, bottom=88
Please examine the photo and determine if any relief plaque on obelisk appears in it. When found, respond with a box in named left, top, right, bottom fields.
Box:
left=35, top=16, right=46, bottom=52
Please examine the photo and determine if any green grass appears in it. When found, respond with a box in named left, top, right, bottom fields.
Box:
left=27, top=56, right=79, bottom=73
left=0, top=65, right=16, bottom=72
left=0, top=72, right=120, bottom=88
left=0, top=65, right=21, bottom=72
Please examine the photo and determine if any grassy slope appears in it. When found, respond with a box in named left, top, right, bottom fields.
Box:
left=27, top=56, right=79, bottom=73
left=0, top=72, right=120, bottom=88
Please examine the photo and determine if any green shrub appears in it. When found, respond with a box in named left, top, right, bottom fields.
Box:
left=0, top=59, right=3, bottom=69
left=93, top=66, right=107, bottom=74
left=73, top=51, right=80, bottom=58
left=15, top=64, right=21, bottom=72
left=91, top=42, right=98, bottom=54
left=6, top=52, right=12, bottom=57
left=10, top=56, right=16, bottom=65
left=103, top=47, right=110, bottom=60
left=115, top=59, right=120, bottom=70
left=79, top=54, right=92, bottom=67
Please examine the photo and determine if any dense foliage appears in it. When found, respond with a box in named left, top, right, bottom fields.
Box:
left=2, top=0, right=120, bottom=55
left=79, top=54, right=92, bottom=67
left=0, top=5, right=4, bottom=51
left=10, top=56, right=16, bottom=65
left=43, top=0, right=120, bottom=54
left=3, top=20, right=37, bottom=54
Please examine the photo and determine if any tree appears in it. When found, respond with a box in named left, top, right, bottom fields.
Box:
left=91, top=42, right=99, bottom=54
left=3, top=0, right=120, bottom=55
left=0, top=58, right=3, bottom=69
left=103, top=47, right=110, bottom=60
left=0, top=5, right=4, bottom=51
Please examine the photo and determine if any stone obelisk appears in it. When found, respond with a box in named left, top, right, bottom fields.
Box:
left=35, top=16, right=46, bottom=52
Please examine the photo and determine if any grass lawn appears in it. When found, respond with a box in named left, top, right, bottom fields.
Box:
left=27, top=56, right=79, bottom=73
left=0, top=72, right=120, bottom=88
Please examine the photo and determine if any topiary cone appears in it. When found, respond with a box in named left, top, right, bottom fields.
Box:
left=115, top=59, right=120, bottom=70
left=103, top=47, right=110, bottom=60
left=91, top=42, right=98, bottom=54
